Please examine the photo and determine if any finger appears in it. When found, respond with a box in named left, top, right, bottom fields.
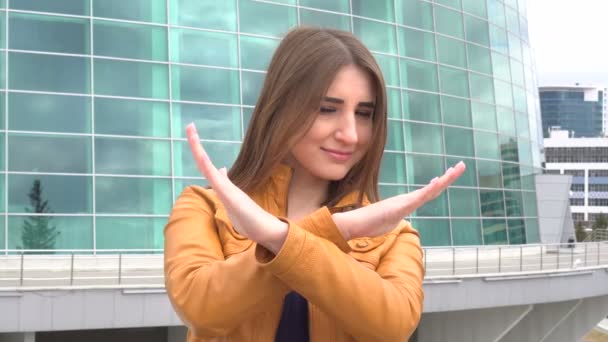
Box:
left=186, top=123, right=223, bottom=185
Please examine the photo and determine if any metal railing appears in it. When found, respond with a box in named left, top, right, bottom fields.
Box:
left=0, top=242, right=607, bottom=288
left=423, top=241, right=608, bottom=278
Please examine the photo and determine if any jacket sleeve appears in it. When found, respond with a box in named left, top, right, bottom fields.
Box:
left=164, top=186, right=351, bottom=337
left=255, top=218, right=424, bottom=342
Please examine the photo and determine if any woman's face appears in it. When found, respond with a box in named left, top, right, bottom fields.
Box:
left=288, top=64, right=375, bottom=182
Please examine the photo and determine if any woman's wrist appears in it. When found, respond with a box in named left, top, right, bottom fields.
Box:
left=258, top=219, right=289, bottom=254
left=331, top=212, right=353, bottom=241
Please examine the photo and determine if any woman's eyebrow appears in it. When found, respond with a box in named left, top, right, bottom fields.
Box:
left=323, top=96, right=375, bottom=108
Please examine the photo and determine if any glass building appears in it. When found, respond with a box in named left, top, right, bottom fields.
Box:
left=0, top=0, right=543, bottom=253
left=539, top=85, right=606, bottom=138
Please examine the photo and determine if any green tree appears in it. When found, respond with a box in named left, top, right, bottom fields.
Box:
left=592, top=212, right=608, bottom=231
left=19, top=180, right=60, bottom=251
left=575, top=221, right=587, bottom=242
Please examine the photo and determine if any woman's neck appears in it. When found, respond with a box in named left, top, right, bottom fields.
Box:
left=286, top=168, right=329, bottom=221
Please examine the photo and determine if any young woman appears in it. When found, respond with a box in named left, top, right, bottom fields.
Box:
left=164, top=27, right=465, bottom=341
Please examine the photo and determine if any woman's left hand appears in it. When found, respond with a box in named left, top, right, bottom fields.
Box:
left=332, top=162, right=466, bottom=240
left=186, top=123, right=288, bottom=253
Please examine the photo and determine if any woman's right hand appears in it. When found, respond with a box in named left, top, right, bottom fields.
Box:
left=332, top=162, right=466, bottom=240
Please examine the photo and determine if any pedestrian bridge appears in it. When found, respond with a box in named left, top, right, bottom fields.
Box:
left=1, top=241, right=607, bottom=342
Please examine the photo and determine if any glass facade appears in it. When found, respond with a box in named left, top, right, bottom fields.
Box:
left=539, top=87, right=605, bottom=138
left=0, top=0, right=543, bottom=252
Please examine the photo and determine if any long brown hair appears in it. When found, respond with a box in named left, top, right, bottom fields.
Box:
left=228, top=27, right=387, bottom=207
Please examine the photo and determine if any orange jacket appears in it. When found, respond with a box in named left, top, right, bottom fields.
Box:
left=164, top=164, right=424, bottom=341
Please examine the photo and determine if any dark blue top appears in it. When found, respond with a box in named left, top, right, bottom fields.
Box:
left=275, top=291, right=309, bottom=341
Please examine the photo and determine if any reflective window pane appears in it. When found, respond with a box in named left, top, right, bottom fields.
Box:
left=487, top=0, right=506, bottom=27
left=505, top=190, right=523, bottom=217
left=520, top=166, right=536, bottom=191
left=398, top=27, right=435, bottom=61
left=9, top=93, right=91, bottom=133
left=0, top=92, right=4, bottom=130
left=172, top=65, right=239, bottom=104
left=170, top=0, right=236, bottom=31
left=352, top=0, right=394, bottom=21
left=7, top=216, right=93, bottom=250
left=414, top=186, right=448, bottom=217
left=0, top=132, right=4, bottom=170
left=239, top=0, right=296, bottom=36
left=415, top=218, right=451, bottom=246
left=299, top=9, right=350, bottom=31
left=440, top=66, right=469, bottom=98
left=380, top=152, right=406, bottom=184
left=407, top=154, right=444, bottom=185
left=387, top=88, right=402, bottom=119
left=240, top=35, right=278, bottom=71
left=471, top=102, right=497, bottom=131
left=10, top=52, right=90, bottom=94
left=465, top=15, right=490, bottom=46
left=172, top=103, right=241, bottom=141
left=174, top=179, right=208, bottom=200
left=516, top=113, right=530, bottom=140
left=526, top=218, right=540, bottom=243
left=444, top=126, right=475, bottom=157
left=508, top=33, right=522, bottom=61
left=93, top=0, right=167, bottom=23
left=8, top=175, right=92, bottom=213
left=353, top=18, right=397, bottom=55
left=480, top=190, right=505, bottom=217
left=95, top=98, right=169, bottom=137
left=300, top=0, right=348, bottom=12
left=403, top=90, right=440, bottom=123
left=502, top=162, right=521, bottom=188
left=95, top=138, right=170, bottom=176
left=96, top=217, right=165, bottom=249
left=452, top=219, right=483, bottom=245
left=449, top=188, right=480, bottom=217
left=505, top=6, right=519, bottom=36
left=375, top=54, right=399, bottom=87
left=483, top=218, right=508, bottom=244
left=379, top=185, right=408, bottom=200
left=436, top=0, right=462, bottom=9
left=437, top=36, right=466, bottom=68
left=510, top=59, right=525, bottom=87
left=435, top=6, right=464, bottom=39
left=499, top=134, right=518, bottom=162
left=242, top=71, right=265, bottom=106
left=405, top=122, right=443, bottom=154
left=463, top=0, right=487, bottom=17
left=95, top=177, right=171, bottom=214
left=522, top=191, right=537, bottom=217
left=401, top=59, right=438, bottom=92
left=467, top=44, right=492, bottom=74
left=174, top=141, right=240, bottom=177
left=517, top=139, right=532, bottom=166
left=0, top=215, right=4, bottom=250
left=496, top=107, right=516, bottom=136
left=171, top=29, right=237, bottom=68
left=10, top=13, right=89, bottom=54
left=94, top=59, right=168, bottom=99
left=494, top=79, right=513, bottom=108
left=442, top=96, right=472, bottom=127
left=469, top=73, right=495, bottom=104
left=478, top=160, right=502, bottom=188
left=475, top=131, right=500, bottom=160
left=508, top=218, right=526, bottom=244
left=9, top=134, right=91, bottom=173
left=491, top=51, right=511, bottom=81
left=396, top=0, right=433, bottom=31
left=513, top=86, right=527, bottom=113
left=10, top=0, right=89, bottom=15
left=386, top=120, right=404, bottom=151
left=94, top=20, right=167, bottom=61
left=489, top=25, right=509, bottom=54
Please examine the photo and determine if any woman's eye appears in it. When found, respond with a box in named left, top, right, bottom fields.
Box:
left=320, top=107, right=336, bottom=113
left=356, top=111, right=373, bottom=118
